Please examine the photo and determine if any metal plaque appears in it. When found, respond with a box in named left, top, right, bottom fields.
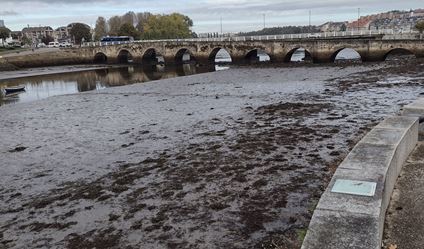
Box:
left=331, top=179, right=377, bottom=197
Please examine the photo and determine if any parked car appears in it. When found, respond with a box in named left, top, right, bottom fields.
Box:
left=307, top=33, right=321, bottom=38
left=59, top=42, right=72, bottom=48
left=48, top=42, right=60, bottom=48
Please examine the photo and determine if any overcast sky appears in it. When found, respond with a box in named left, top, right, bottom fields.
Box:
left=0, top=0, right=422, bottom=33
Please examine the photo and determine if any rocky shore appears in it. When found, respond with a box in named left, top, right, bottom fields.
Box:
left=0, top=60, right=423, bottom=249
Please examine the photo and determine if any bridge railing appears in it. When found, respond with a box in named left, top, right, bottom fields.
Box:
left=81, top=29, right=419, bottom=47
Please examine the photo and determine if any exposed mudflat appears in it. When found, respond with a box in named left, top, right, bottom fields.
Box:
left=1, top=60, right=424, bottom=249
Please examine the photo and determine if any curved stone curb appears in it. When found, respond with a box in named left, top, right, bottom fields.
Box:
left=301, top=115, right=419, bottom=249
left=402, top=97, right=424, bottom=136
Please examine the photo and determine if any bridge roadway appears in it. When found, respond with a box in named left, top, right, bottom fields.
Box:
left=81, top=34, right=424, bottom=65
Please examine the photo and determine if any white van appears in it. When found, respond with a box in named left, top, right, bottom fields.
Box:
left=48, top=42, right=59, bottom=48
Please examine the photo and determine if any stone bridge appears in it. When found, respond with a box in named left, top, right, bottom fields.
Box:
left=76, top=36, right=424, bottom=65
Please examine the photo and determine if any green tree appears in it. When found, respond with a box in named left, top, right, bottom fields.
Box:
left=118, top=23, right=141, bottom=40
left=108, top=16, right=122, bottom=36
left=70, top=23, right=92, bottom=45
left=94, top=16, right=107, bottom=41
left=41, top=35, right=54, bottom=45
left=0, top=27, right=11, bottom=47
left=21, top=36, right=32, bottom=46
left=142, top=13, right=193, bottom=40
left=416, top=21, right=424, bottom=39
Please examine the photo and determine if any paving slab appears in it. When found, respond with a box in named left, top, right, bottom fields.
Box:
left=302, top=209, right=380, bottom=249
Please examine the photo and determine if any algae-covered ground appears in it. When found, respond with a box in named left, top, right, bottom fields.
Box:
left=1, top=60, right=424, bottom=249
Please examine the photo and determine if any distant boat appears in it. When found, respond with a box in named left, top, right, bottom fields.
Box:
left=4, top=86, right=25, bottom=94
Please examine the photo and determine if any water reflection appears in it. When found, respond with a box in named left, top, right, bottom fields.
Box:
left=0, top=64, right=220, bottom=106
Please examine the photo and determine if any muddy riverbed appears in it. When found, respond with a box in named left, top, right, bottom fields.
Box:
left=1, top=60, right=424, bottom=249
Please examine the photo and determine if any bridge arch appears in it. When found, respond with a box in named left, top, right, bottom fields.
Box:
left=142, top=48, right=163, bottom=65
left=284, top=47, right=312, bottom=62
left=94, top=52, right=108, bottom=63
left=384, top=48, right=415, bottom=61
left=175, top=48, right=196, bottom=64
left=331, top=48, right=362, bottom=62
left=209, top=47, right=232, bottom=63
left=117, top=49, right=134, bottom=64
left=245, top=49, right=270, bottom=63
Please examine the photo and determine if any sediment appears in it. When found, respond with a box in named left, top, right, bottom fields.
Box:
left=0, top=60, right=423, bottom=249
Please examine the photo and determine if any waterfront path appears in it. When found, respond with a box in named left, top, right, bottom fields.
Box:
left=383, top=140, right=424, bottom=248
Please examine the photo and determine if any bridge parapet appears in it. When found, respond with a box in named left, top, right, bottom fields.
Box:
left=82, top=29, right=419, bottom=48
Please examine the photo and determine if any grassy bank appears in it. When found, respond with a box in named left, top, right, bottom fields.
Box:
left=0, top=47, right=30, bottom=56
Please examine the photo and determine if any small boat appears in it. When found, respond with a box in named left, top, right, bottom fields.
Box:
left=4, top=86, right=25, bottom=94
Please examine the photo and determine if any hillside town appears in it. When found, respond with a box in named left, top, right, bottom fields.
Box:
left=319, top=9, right=424, bottom=32
left=1, top=8, right=424, bottom=48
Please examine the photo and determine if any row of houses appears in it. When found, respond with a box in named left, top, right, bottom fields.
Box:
left=345, top=9, right=424, bottom=31
left=318, top=9, right=424, bottom=33
left=1, top=23, right=91, bottom=47
left=18, top=23, right=90, bottom=44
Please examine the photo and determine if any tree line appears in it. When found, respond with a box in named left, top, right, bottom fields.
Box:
left=93, top=11, right=195, bottom=41
left=238, top=26, right=321, bottom=36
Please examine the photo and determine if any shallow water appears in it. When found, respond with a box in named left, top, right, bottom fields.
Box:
left=0, top=64, right=226, bottom=106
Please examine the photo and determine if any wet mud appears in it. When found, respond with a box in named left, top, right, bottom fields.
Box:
left=1, top=59, right=424, bottom=249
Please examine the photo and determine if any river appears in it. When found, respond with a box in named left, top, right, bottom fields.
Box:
left=0, top=48, right=364, bottom=106
left=0, top=64, right=230, bottom=106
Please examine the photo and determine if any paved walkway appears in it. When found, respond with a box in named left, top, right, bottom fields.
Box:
left=383, top=138, right=424, bottom=249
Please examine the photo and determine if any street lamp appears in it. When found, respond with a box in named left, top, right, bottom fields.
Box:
left=309, top=10, right=312, bottom=33
left=220, top=17, right=223, bottom=37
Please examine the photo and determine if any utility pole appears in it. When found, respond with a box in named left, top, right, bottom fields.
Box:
left=357, top=8, right=360, bottom=31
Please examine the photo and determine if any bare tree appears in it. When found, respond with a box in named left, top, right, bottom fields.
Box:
left=94, top=17, right=107, bottom=41
left=121, top=11, right=136, bottom=26
left=136, top=12, right=152, bottom=33
left=108, top=16, right=122, bottom=36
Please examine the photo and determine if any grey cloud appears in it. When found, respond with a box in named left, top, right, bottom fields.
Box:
left=0, top=10, right=19, bottom=16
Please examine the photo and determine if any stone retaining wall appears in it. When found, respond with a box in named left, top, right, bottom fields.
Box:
left=301, top=113, right=420, bottom=249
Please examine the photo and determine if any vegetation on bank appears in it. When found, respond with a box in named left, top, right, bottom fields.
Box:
left=238, top=26, right=321, bottom=36
left=416, top=21, right=424, bottom=39
left=0, top=27, right=11, bottom=47
left=93, top=11, right=195, bottom=41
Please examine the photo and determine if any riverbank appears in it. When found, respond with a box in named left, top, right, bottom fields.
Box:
left=0, top=64, right=124, bottom=81
left=0, top=60, right=423, bottom=248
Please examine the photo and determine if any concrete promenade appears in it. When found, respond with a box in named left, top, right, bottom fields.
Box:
left=383, top=98, right=424, bottom=248
left=302, top=97, right=424, bottom=249
left=383, top=140, right=424, bottom=249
